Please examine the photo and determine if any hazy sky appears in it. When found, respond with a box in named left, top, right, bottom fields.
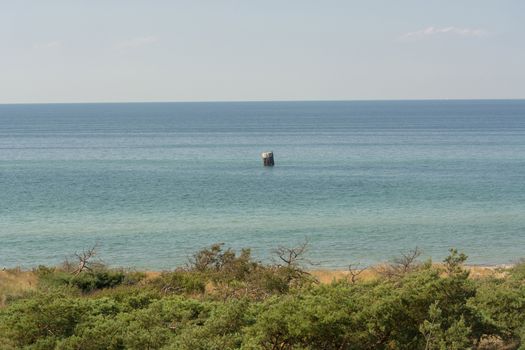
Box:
left=1, top=1, right=524, bottom=103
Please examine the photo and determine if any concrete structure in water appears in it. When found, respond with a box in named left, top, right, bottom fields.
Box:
left=261, top=151, right=275, bottom=166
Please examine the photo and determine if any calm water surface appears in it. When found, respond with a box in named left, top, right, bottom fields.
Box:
left=1, top=100, right=524, bottom=268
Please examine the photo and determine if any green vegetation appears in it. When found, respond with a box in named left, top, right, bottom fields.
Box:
left=1, top=245, right=524, bottom=349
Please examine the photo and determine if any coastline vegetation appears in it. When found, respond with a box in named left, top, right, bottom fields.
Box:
left=1, top=244, right=524, bottom=349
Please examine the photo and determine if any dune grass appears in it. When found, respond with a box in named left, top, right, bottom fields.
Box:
left=0, top=268, right=37, bottom=307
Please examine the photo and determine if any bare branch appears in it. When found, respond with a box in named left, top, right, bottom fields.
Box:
left=72, top=243, right=99, bottom=275
left=393, top=247, right=422, bottom=274
left=375, top=247, right=422, bottom=279
left=273, top=239, right=310, bottom=268
left=348, top=263, right=367, bottom=284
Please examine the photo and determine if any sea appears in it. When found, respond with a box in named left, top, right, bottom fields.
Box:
left=1, top=100, right=524, bottom=269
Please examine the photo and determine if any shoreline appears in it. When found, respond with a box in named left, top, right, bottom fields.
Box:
left=2, top=263, right=514, bottom=273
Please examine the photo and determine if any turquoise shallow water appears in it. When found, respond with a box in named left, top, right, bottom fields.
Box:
left=1, top=100, right=525, bottom=268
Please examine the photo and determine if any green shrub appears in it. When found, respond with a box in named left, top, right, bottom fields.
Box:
left=167, top=300, right=252, bottom=350
left=69, top=269, right=126, bottom=292
left=470, top=276, right=525, bottom=344
left=151, top=271, right=207, bottom=295
left=0, top=292, right=90, bottom=347
left=2, top=247, right=525, bottom=349
left=34, top=265, right=145, bottom=293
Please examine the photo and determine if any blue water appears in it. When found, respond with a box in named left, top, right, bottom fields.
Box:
left=1, top=100, right=525, bottom=269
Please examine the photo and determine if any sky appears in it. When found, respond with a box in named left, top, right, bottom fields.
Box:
left=1, top=0, right=524, bottom=103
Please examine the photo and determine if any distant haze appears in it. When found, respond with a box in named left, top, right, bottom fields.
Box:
left=1, top=1, right=524, bottom=103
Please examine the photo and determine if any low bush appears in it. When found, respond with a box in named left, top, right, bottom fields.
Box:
left=34, top=265, right=145, bottom=293
left=1, top=245, right=524, bottom=349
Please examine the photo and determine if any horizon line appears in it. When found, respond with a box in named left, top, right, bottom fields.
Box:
left=1, top=97, right=525, bottom=106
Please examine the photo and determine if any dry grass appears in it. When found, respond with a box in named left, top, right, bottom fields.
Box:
left=143, top=271, right=162, bottom=280
left=311, top=269, right=378, bottom=284
left=311, top=265, right=508, bottom=284
left=466, top=265, right=510, bottom=279
left=0, top=264, right=511, bottom=307
left=0, top=268, right=37, bottom=307
left=478, top=336, right=520, bottom=350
